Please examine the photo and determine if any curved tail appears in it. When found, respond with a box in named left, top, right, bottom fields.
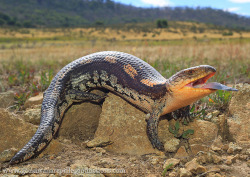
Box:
left=9, top=80, right=64, bottom=164
left=9, top=126, right=51, bottom=164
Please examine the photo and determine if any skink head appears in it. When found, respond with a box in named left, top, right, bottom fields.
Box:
left=162, top=65, right=217, bottom=114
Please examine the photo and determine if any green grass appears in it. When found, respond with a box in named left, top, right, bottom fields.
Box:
left=162, top=163, right=173, bottom=177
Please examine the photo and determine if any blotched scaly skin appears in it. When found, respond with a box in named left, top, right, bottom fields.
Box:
left=9, top=51, right=216, bottom=164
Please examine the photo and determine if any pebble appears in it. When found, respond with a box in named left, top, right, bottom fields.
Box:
left=185, top=158, right=207, bottom=175
left=179, top=168, right=192, bottom=177
left=164, top=138, right=180, bottom=152
left=95, top=147, right=106, bottom=154
left=163, top=158, right=180, bottom=170
left=225, top=155, right=237, bottom=165
left=227, top=142, right=242, bottom=154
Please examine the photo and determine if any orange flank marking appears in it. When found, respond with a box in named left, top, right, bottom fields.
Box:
left=123, top=64, right=138, bottom=79
left=140, top=79, right=157, bottom=87
left=105, top=56, right=117, bottom=63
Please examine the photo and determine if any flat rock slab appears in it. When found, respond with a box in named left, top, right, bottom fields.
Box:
left=92, top=93, right=165, bottom=155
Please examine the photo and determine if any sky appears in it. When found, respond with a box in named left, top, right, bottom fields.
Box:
left=113, top=0, right=250, bottom=17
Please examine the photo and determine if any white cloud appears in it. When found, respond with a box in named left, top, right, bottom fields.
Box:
left=225, top=7, right=241, bottom=12
left=229, top=0, right=250, bottom=3
left=141, top=0, right=171, bottom=7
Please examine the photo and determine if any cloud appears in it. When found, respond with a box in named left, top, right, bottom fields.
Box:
left=225, top=7, right=241, bottom=12
left=141, top=0, right=171, bottom=7
left=229, top=0, right=250, bottom=3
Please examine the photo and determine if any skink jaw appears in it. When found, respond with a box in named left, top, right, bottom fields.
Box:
left=168, top=65, right=216, bottom=91
left=185, top=72, right=215, bottom=89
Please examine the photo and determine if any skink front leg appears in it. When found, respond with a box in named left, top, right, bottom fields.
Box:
left=146, top=112, right=164, bottom=151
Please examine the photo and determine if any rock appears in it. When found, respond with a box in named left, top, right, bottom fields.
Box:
left=190, top=144, right=209, bottom=156
left=185, top=158, right=207, bottom=175
left=23, top=105, right=41, bottom=125
left=24, top=92, right=43, bottom=109
left=186, top=120, right=218, bottom=146
left=222, top=144, right=229, bottom=152
left=96, top=158, right=117, bottom=168
left=206, top=173, right=223, bottom=177
left=129, top=157, right=137, bottom=162
left=0, top=148, right=18, bottom=162
left=150, top=156, right=161, bottom=165
left=0, top=91, right=15, bottom=108
left=59, top=101, right=102, bottom=143
left=211, top=136, right=224, bottom=152
left=146, top=175, right=158, bottom=177
left=247, top=159, right=250, bottom=167
left=163, top=158, right=180, bottom=169
left=228, top=83, right=250, bottom=147
left=209, top=167, right=221, bottom=173
left=179, top=168, right=192, bottom=177
left=164, top=138, right=180, bottom=152
left=227, top=142, right=242, bottom=154
left=225, top=155, right=236, bottom=165
left=238, top=154, right=248, bottom=161
left=197, top=152, right=223, bottom=164
left=95, top=147, right=106, bottom=154
left=90, top=93, right=162, bottom=155
left=90, top=93, right=217, bottom=156
left=86, top=136, right=112, bottom=148
left=246, top=148, right=250, bottom=155
left=169, top=171, right=178, bottom=177
left=212, top=154, right=223, bottom=164
left=205, top=110, right=220, bottom=121
left=38, top=140, right=64, bottom=158
left=174, top=146, right=189, bottom=159
left=0, top=108, right=37, bottom=152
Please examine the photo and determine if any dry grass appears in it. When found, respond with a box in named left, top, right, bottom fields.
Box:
left=0, top=39, right=249, bottom=85
left=0, top=27, right=249, bottom=110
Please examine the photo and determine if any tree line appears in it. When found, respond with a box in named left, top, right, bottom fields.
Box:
left=0, top=0, right=249, bottom=30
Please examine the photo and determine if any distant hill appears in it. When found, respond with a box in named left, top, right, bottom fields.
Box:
left=0, top=0, right=250, bottom=29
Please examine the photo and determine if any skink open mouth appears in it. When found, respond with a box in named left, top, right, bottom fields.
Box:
left=185, top=72, right=215, bottom=89
left=185, top=72, right=238, bottom=91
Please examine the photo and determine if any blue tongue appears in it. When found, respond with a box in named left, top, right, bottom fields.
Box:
left=202, top=82, right=238, bottom=91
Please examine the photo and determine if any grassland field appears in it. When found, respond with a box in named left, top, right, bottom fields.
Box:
left=0, top=26, right=249, bottom=111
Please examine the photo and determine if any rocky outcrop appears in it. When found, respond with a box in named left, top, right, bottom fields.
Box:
left=228, top=83, right=250, bottom=147
left=88, top=93, right=218, bottom=156
left=0, top=109, right=37, bottom=153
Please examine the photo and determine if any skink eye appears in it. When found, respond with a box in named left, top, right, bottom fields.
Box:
left=188, top=70, right=195, bottom=74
